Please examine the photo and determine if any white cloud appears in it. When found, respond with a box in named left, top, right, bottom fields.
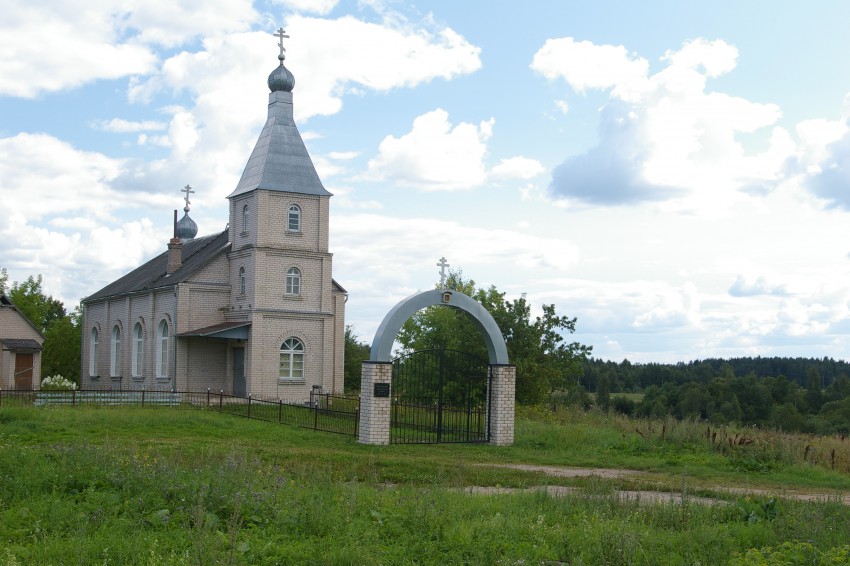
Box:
left=366, top=109, right=493, bottom=190
left=491, top=157, right=545, bottom=180
left=92, top=119, right=168, bottom=133
left=0, top=0, right=259, bottom=98
left=532, top=37, right=792, bottom=207
left=273, top=0, right=339, bottom=15
left=283, top=14, right=482, bottom=119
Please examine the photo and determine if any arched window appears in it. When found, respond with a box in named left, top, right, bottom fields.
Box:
left=157, top=320, right=169, bottom=378
left=239, top=266, right=246, bottom=295
left=110, top=325, right=121, bottom=377
left=242, top=204, right=249, bottom=232
left=89, top=328, right=99, bottom=377
left=279, top=338, right=304, bottom=380
left=287, top=204, right=301, bottom=232
left=285, top=267, right=301, bottom=295
left=132, top=322, right=143, bottom=377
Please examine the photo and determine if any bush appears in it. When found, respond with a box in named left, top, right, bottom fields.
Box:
left=40, top=374, right=78, bottom=391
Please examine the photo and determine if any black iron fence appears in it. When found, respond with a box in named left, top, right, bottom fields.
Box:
left=0, top=388, right=359, bottom=437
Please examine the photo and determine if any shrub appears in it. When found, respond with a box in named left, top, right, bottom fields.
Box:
left=40, top=374, right=78, bottom=391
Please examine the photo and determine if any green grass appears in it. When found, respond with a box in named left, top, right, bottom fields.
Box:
left=1, top=405, right=849, bottom=564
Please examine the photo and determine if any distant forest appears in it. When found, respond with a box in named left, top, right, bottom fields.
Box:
left=581, top=357, right=850, bottom=434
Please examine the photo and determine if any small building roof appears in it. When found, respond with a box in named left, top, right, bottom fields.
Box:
left=1, top=338, right=43, bottom=351
left=84, top=230, right=230, bottom=303
left=178, top=321, right=251, bottom=340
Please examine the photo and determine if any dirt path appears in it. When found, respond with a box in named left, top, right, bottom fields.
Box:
left=473, top=463, right=850, bottom=506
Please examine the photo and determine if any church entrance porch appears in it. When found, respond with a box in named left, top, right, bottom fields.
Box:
left=390, top=348, right=490, bottom=444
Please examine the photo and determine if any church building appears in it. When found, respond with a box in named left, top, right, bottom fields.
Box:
left=80, top=30, right=346, bottom=400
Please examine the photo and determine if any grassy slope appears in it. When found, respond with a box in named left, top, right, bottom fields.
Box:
left=1, top=406, right=848, bottom=564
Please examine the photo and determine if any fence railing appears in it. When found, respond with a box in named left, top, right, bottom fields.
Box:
left=0, top=388, right=360, bottom=437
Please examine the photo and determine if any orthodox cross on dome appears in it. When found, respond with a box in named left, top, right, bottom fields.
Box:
left=182, top=184, right=195, bottom=210
left=437, top=257, right=450, bottom=289
left=274, top=28, right=289, bottom=61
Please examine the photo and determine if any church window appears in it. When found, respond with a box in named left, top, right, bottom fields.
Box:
left=157, top=320, right=169, bottom=379
left=132, top=323, right=143, bottom=377
left=89, top=328, right=99, bottom=376
left=287, top=205, right=301, bottom=232
left=285, top=267, right=301, bottom=295
left=110, top=325, right=121, bottom=377
left=279, top=338, right=304, bottom=380
left=239, top=266, right=246, bottom=295
left=242, top=204, right=249, bottom=232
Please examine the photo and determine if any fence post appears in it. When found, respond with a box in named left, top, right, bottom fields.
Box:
left=278, top=399, right=283, bottom=423
left=72, top=389, right=76, bottom=407
left=1, top=388, right=3, bottom=408
left=313, top=397, right=319, bottom=431
left=355, top=406, right=359, bottom=438
left=141, top=389, right=145, bottom=407
left=219, top=390, right=223, bottom=411
left=207, top=388, right=210, bottom=408
left=247, top=394, right=251, bottom=419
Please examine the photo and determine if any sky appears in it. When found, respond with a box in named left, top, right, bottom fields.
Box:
left=3, top=0, right=850, bottom=364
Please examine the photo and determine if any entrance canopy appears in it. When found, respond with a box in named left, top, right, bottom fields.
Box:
left=370, top=289, right=509, bottom=365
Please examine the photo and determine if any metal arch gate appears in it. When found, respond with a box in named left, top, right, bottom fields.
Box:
left=390, top=349, right=491, bottom=444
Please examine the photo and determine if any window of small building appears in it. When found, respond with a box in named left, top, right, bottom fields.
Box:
left=110, top=325, right=121, bottom=377
left=242, top=204, right=249, bottom=232
left=132, top=322, right=143, bottom=377
left=279, top=338, right=304, bottom=380
left=285, top=267, right=301, bottom=296
left=89, top=328, right=99, bottom=377
left=239, top=266, right=246, bottom=295
left=157, top=320, right=169, bottom=379
left=287, top=204, right=301, bottom=232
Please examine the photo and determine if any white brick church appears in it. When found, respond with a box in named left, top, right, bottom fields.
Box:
left=81, top=31, right=346, bottom=400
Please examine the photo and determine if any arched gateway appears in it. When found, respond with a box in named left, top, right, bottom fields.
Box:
left=358, top=289, right=516, bottom=446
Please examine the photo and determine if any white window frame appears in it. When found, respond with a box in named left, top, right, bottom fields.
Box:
left=110, top=325, right=121, bottom=377
left=242, top=203, right=249, bottom=232
left=285, top=267, right=301, bottom=296
left=156, top=320, right=169, bottom=379
left=89, top=328, right=99, bottom=377
left=132, top=322, right=143, bottom=377
left=279, top=338, right=304, bottom=380
left=287, top=204, right=301, bottom=232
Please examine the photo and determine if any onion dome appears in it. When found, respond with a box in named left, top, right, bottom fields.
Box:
left=176, top=205, right=198, bottom=241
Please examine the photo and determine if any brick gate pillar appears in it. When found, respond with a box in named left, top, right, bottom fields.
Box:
left=358, top=361, right=392, bottom=445
left=489, top=364, right=516, bottom=446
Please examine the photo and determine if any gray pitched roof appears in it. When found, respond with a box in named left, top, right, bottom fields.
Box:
left=84, top=231, right=230, bottom=303
left=228, top=91, right=331, bottom=199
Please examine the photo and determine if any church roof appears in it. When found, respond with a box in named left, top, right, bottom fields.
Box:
left=84, top=230, right=231, bottom=303
left=228, top=35, right=330, bottom=199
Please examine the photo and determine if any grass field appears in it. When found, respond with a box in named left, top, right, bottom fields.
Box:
left=1, top=404, right=848, bottom=564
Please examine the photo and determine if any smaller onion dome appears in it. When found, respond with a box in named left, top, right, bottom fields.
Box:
left=176, top=206, right=198, bottom=241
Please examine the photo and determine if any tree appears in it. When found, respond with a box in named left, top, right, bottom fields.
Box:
left=42, top=304, right=82, bottom=382
left=0, top=266, right=7, bottom=293
left=396, top=271, right=592, bottom=404
left=343, top=325, right=371, bottom=394
left=8, top=275, right=66, bottom=332
left=595, top=372, right=611, bottom=412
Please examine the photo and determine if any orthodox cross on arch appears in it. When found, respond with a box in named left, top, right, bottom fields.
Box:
left=437, top=257, right=450, bottom=289
left=182, top=184, right=195, bottom=208
left=274, top=28, right=289, bottom=60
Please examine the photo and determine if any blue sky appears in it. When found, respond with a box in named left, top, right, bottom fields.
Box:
left=4, top=0, right=850, bottom=363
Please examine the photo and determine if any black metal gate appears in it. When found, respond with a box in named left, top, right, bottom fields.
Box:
left=390, top=349, right=490, bottom=444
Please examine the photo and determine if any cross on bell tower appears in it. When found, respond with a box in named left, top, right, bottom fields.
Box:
left=437, top=257, right=450, bottom=289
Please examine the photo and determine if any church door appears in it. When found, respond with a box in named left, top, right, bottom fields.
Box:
left=14, top=353, right=33, bottom=389
left=232, top=348, right=246, bottom=396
